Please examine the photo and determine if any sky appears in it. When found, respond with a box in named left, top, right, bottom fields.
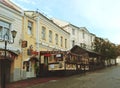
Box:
left=10, top=0, right=120, bottom=44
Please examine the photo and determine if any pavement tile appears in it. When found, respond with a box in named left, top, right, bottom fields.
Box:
left=6, top=77, right=63, bottom=88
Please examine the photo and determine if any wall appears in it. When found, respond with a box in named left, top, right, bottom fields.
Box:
left=0, top=1, right=23, bottom=81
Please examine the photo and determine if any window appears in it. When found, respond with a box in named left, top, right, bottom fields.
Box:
left=55, top=34, right=58, bottom=45
left=41, top=26, right=46, bottom=40
left=0, top=20, right=10, bottom=40
left=28, top=21, right=33, bottom=35
left=0, top=26, right=3, bottom=38
left=72, top=40, right=75, bottom=47
left=49, top=30, right=52, bottom=42
left=65, top=39, right=67, bottom=48
left=72, top=29, right=75, bottom=35
left=83, top=32, right=85, bottom=39
left=90, top=36, right=92, bottom=41
left=61, top=36, right=63, bottom=47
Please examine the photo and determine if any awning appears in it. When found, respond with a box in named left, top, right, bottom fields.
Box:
left=44, top=54, right=51, bottom=57
left=0, top=49, right=18, bottom=60
left=0, top=48, right=20, bottom=56
left=24, top=58, right=30, bottom=62
left=70, top=45, right=101, bottom=57
left=24, top=57, right=39, bottom=62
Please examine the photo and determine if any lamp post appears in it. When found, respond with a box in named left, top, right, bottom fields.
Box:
left=0, top=30, right=17, bottom=88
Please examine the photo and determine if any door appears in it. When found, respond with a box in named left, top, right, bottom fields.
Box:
left=39, top=56, right=48, bottom=76
left=0, top=59, right=11, bottom=88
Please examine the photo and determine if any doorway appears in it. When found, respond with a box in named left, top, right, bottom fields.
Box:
left=39, top=56, right=48, bottom=76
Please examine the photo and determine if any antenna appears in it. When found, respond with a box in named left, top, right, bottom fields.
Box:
left=36, top=8, right=39, bottom=13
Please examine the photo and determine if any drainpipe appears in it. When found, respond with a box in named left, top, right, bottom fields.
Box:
left=35, top=13, right=40, bottom=77
left=36, top=16, right=40, bottom=51
left=20, top=16, right=25, bottom=79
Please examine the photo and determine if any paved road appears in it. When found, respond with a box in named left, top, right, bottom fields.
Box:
left=27, top=65, right=120, bottom=88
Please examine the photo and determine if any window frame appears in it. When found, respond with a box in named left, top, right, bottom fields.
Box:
left=72, top=40, right=75, bottom=47
left=72, top=29, right=75, bottom=35
left=60, top=36, right=63, bottom=47
left=41, top=26, right=46, bottom=40
left=28, top=21, right=33, bottom=35
left=65, top=39, right=67, bottom=48
left=0, top=20, right=11, bottom=40
left=55, top=34, right=58, bottom=45
left=49, top=30, right=52, bottom=43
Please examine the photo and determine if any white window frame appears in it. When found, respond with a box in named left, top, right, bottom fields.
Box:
left=0, top=20, right=11, bottom=40
left=55, top=34, right=58, bottom=45
left=72, top=29, right=75, bottom=35
left=28, top=21, right=33, bottom=35
left=65, top=39, right=67, bottom=48
left=72, top=40, right=75, bottom=47
left=41, top=26, right=46, bottom=40
left=61, top=36, right=63, bottom=47
left=49, top=30, right=52, bottom=43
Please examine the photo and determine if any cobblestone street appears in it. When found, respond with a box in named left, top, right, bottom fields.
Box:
left=26, top=65, right=120, bottom=88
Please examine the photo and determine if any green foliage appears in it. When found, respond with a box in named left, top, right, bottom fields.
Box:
left=116, top=45, right=120, bottom=56
left=93, top=37, right=118, bottom=59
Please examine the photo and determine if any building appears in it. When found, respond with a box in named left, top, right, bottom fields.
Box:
left=79, top=27, right=96, bottom=50
left=0, top=0, right=23, bottom=84
left=21, top=11, right=70, bottom=78
left=21, top=13, right=38, bottom=79
left=52, top=18, right=96, bottom=50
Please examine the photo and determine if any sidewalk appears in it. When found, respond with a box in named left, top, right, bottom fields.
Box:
left=6, top=77, right=63, bottom=88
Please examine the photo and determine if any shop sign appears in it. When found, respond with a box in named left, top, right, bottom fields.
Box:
left=56, top=54, right=61, bottom=57
left=32, top=51, right=38, bottom=55
left=44, top=54, right=51, bottom=57
left=22, top=41, right=27, bottom=48
left=0, top=50, right=15, bottom=59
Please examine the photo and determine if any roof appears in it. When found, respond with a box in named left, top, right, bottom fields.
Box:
left=70, top=45, right=101, bottom=57
left=79, top=27, right=90, bottom=33
left=51, top=18, right=69, bottom=27
left=0, top=0, right=22, bottom=13
left=25, top=11, right=70, bottom=35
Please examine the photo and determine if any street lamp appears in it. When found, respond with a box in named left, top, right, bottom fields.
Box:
left=0, top=30, right=17, bottom=88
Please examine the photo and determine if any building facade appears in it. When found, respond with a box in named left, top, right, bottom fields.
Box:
left=0, top=0, right=102, bottom=82
left=79, top=27, right=96, bottom=50
left=21, top=14, right=38, bottom=79
left=0, top=0, right=23, bottom=83
left=21, top=11, right=70, bottom=78
left=52, top=18, right=96, bottom=50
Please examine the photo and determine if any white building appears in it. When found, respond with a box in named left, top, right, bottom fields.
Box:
left=79, top=27, right=96, bottom=50
left=0, top=0, right=23, bottom=82
left=52, top=18, right=96, bottom=50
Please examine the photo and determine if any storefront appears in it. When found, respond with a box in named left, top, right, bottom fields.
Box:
left=22, top=50, right=39, bottom=78
left=23, top=57, right=39, bottom=78
left=39, top=51, right=67, bottom=77
left=0, top=49, right=18, bottom=87
left=70, top=45, right=103, bottom=71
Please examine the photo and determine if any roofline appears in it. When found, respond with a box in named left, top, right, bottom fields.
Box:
left=25, top=11, right=70, bottom=35
left=62, top=23, right=79, bottom=29
left=0, top=0, right=22, bottom=13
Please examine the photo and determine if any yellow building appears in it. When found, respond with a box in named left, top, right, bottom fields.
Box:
left=21, top=11, right=70, bottom=78
left=21, top=14, right=38, bottom=78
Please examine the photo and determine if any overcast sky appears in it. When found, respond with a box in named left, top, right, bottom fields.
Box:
left=10, top=0, right=120, bottom=44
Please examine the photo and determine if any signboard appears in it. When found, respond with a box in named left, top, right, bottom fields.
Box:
left=0, top=50, right=16, bottom=60
left=56, top=54, right=61, bottom=57
left=22, top=41, right=27, bottom=48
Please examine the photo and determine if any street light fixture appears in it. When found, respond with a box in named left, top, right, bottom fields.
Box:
left=0, top=30, right=17, bottom=88
left=11, top=30, right=17, bottom=42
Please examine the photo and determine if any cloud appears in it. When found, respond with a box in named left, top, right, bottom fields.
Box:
left=10, top=0, right=120, bottom=44
left=11, top=0, right=38, bottom=10
left=19, top=0, right=36, bottom=5
left=67, top=0, right=120, bottom=44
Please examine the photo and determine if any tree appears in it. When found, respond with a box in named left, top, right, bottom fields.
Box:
left=93, top=37, right=118, bottom=66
